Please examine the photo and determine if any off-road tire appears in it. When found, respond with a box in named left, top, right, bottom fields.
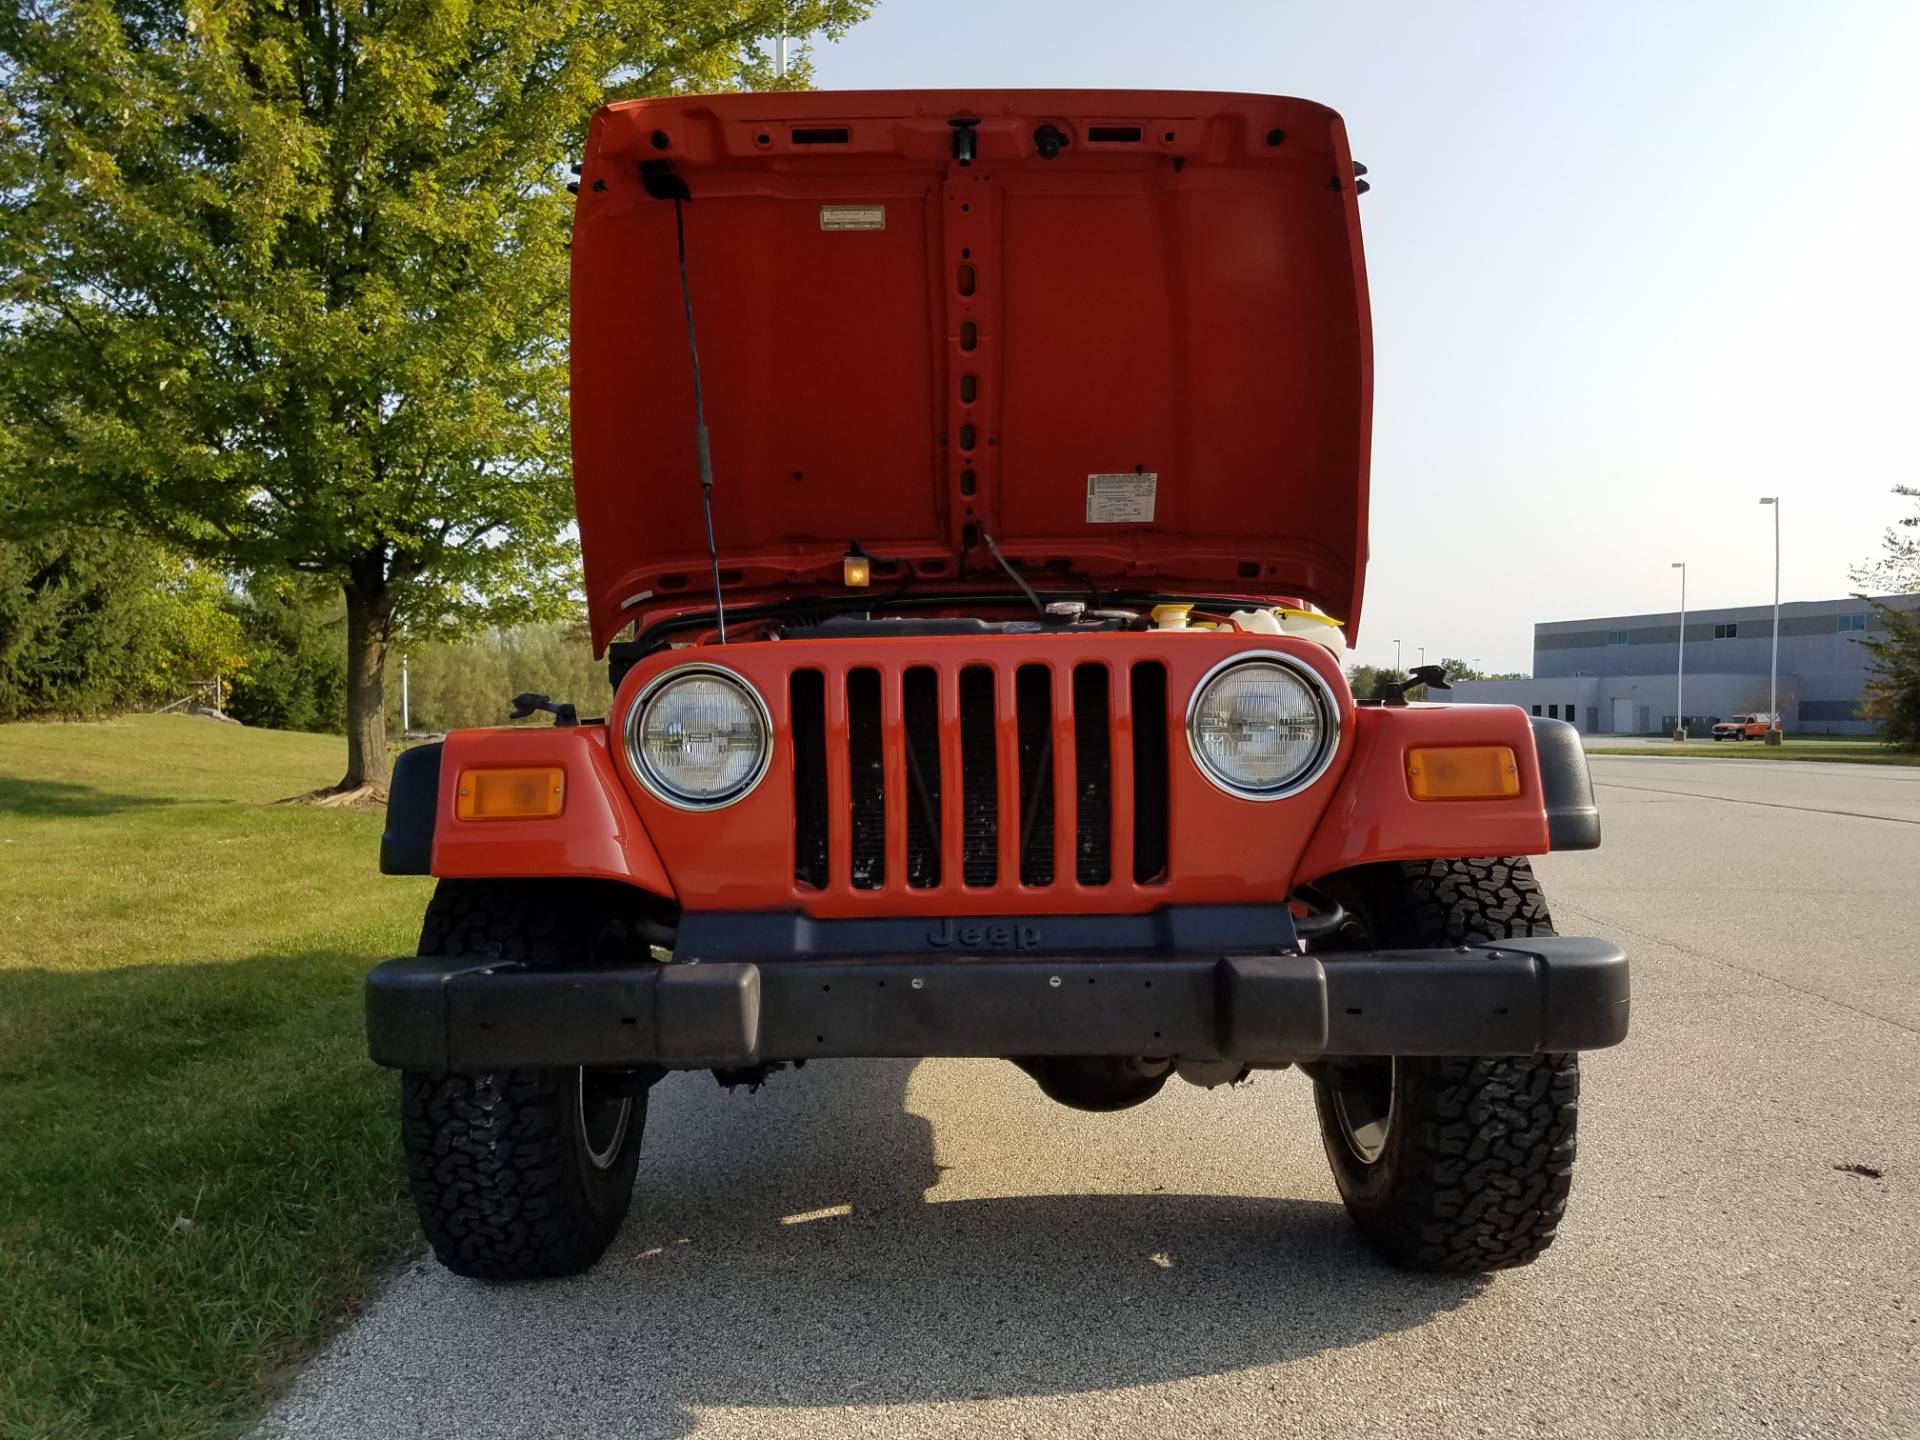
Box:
left=1310, top=858, right=1579, bottom=1273
left=399, top=880, right=648, bottom=1281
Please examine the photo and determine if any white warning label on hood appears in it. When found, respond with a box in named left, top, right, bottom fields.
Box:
left=1086, top=472, right=1157, bottom=523
left=819, top=204, right=886, bottom=231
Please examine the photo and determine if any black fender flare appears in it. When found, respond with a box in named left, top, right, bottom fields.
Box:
left=1530, top=717, right=1601, bottom=850
left=380, top=742, right=442, bottom=875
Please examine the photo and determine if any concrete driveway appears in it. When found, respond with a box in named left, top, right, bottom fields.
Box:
left=260, top=756, right=1919, bottom=1439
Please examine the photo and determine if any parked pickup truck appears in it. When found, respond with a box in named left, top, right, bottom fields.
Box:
left=369, top=89, right=1628, bottom=1283
left=1712, top=714, right=1778, bottom=740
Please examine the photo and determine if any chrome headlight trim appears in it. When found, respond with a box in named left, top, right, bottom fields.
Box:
left=1184, top=651, right=1343, bottom=801
left=623, top=663, right=774, bottom=810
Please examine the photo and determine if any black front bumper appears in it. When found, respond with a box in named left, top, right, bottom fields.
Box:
left=366, top=938, right=1629, bottom=1072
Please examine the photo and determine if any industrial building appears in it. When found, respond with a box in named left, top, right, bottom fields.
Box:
left=1443, top=595, right=1916, bottom=735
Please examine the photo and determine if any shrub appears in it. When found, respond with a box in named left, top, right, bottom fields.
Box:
left=0, top=529, right=171, bottom=718
left=226, top=580, right=349, bottom=734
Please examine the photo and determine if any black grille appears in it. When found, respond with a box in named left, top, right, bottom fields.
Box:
left=1015, top=665, right=1054, bottom=886
left=959, top=666, right=999, bottom=885
left=1073, top=664, right=1112, bottom=885
left=902, top=667, right=942, bottom=889
left=1131, top=661, right=1170, bottom=883
left=846, top=669, right=886, bottom=889
left=791, top=671, right=829, bottom=889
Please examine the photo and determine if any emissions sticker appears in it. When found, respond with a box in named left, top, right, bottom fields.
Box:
left=1085, top=473, right=1157, bottom=523
left=819, top=204, right=886, bottom=231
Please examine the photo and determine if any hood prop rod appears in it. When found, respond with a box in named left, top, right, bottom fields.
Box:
left=979, top=529, right=1047, bottom=619
left=674, top=194, right=727, bottom=643
left=646, top=159, right=728, bottom=643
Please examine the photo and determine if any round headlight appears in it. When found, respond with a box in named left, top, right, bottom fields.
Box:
left=626, top=667, right=771, bottom=808
left=1186, top=656, right=1339, bottom=799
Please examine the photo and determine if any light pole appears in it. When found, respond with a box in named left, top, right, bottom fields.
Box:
left=1418, top=646, right=1426, bottom=667
left=1759, top=497, right=1781, bottom=743
left=1393, top=638, right=1402, bottom=672
left=1671, top=562, right=1687, bottom=740
left=401, top=654, right=410, bottom=736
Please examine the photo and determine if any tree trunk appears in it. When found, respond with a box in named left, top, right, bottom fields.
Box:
left=342, top=574, right=395, bottom=793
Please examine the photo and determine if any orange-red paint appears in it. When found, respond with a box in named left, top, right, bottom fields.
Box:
left=569, top=91, right=1373, bottom=652
left=1294, top=705, right=1550, bottom=883
left=425, top=85, right=1572, bottom=913
left=430, top=726, right=674, bottom=899
left=606, top=632, right=1353, bottom=916
left=423, top=649, right=1557, bottom=912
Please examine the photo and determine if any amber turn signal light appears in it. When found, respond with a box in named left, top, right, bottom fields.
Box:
left=1406, top=746, right=1520, bottom=800
left=455, top=767, right=566, bottom=819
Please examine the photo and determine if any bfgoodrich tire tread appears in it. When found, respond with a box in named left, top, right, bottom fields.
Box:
left=1313, top=857, right=1580, bottom=1273
left=399, top=881, right=645, bottom=1281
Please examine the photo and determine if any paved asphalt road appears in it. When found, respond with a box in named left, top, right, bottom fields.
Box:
left=261, top=757, right=1919, bottom=1440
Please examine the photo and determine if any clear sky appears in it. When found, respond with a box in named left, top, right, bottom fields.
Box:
left=801, top=1, right=1920, bottom=674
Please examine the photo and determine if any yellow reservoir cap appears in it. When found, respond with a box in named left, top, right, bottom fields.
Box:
left=1406, top=746, right=1520, bottom=801
left=456, top=766, right=566, bottom=819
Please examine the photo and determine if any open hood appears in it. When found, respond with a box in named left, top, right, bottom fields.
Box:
left=571, top=90, right=1373, bottom=650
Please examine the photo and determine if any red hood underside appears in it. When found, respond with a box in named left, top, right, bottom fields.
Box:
left=570, top=89, right=1373, bottom=650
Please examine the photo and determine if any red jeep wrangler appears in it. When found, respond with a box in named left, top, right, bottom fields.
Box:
left=371, top=90, right=1627, bottom=1282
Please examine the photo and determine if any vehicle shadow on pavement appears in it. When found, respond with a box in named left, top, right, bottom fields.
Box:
left=270, top=1058, right=1485, bottom=1438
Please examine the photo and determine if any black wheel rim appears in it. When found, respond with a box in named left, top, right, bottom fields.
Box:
left=1330, top=1058, right=1396, bottom=1165
left=577, top=1069, right=633, bottom=1170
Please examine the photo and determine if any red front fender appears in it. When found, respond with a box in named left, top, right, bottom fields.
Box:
left=428, top=725, right=674, bottom=900
left=1294, top=704, right=1555, bottom=885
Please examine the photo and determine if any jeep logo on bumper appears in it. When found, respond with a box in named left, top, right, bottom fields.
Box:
left=926, top=918, right=1042, bottom=950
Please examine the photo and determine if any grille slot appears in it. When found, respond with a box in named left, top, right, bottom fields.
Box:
left=846, top=669, right=886, bottom=889
left=1131, top=661, right=1170, bottom=884
left=791, top=671, right=829, bottom=889
left=1073, top=664, right=1112, bottom=885
left=902, top=667, right=942, bottom=888
left=959, top=666, right=999, bottom=885
left=1015, top=664, right=1054, bottom=886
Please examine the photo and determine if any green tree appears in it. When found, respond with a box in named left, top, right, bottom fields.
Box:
left=0, top=0, right=869, bottom=792
left=1434, top=657, right=1529, bottom=683
left=0, top=527, right=169, bottom=717
left=1852, top=484, right=1920, bottom=749
left=226, top=575, right=348, bottom=733
left=146, top=561, right=250, bottom=702
left=0, top=527, right=247, bottom=716
left=1344, top=664, right=1409, bottom=701
left=394, top=621, right=608, bottom=732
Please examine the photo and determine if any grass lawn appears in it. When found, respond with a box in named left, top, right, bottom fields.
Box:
left=1585, top=737, right=1920, bottom=765
left=0, top=715, right=433, bottom=1439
